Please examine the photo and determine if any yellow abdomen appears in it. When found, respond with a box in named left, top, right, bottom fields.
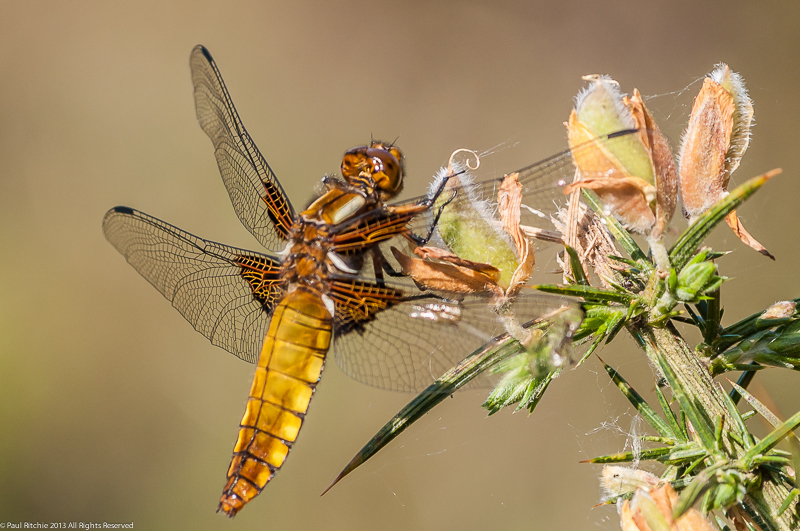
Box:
left=218, top=288, right=332, bottom=516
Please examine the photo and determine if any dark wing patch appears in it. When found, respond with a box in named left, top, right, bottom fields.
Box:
left=328, top=278, right=406, bottom=335
left=102, top=206, right=285, bottom=363
left=237, top=254, right=285, bottom=313
left=331, top=202, right=428, bottom=254
left=190, top=45, right=296, bottom=251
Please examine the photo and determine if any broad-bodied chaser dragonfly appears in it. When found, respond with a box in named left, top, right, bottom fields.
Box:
left=103, top=45, right=631, bottom=517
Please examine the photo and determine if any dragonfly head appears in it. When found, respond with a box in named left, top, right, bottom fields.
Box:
left=341, top=142, right=404, bottom=200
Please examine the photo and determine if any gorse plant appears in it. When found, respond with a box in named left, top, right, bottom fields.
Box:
left=326, top=67, right=800, bottom=530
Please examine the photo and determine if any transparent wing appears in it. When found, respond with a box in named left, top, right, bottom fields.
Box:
left=330, top=133, right=648, bottom=391
left=190, top=45, right=296, bottom=251
left=403, top=129, right=642, bottom=242
left=102, top=206, right=284, bottom=363
left=333, top=286, right=581, bottom=392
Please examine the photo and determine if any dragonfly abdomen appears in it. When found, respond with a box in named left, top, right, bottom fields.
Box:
left=218, top=287, right=332, bottom=517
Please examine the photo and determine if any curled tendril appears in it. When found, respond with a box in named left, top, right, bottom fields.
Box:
left=447, top=148, right=480, bottom=176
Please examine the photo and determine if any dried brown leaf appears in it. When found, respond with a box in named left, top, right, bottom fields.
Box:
left=392, top=247, right=501, bottom=295
left=564, top=176, right=656, bottom=234
left=553, top=202, right=620, bottom=288
left=498, top=172, right=535, bottom=296
left=649, top=484, right=678, bottom=523
left=725, top=505, right=753, bottom=531
left=620, top=500, right=640, bottom=531
left=626, top=89, right=678, bottom=238
left=413, top=246, right=502, bottom=280
left=724, top=209, right=775, bottom=260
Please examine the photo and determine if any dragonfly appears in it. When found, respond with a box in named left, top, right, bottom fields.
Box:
left=103, top=45, right=637, bottom=517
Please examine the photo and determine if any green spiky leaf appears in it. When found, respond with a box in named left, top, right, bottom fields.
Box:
left=670, top=170, right=780, bottom=270
left=599, top=358, right=675, bottom=439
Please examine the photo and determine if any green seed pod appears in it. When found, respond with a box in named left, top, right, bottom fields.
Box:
left=430, top=161, right=519, bottom=288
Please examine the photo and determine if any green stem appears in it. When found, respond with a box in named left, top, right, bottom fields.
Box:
left=627, top=322, right=798, bottom=529
left=703, top=290, right=722, bottom=347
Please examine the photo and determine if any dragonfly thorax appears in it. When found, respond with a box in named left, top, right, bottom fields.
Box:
left=302, top=187, right=370, bottom=225
left=285, top=176, right=383, bottom=291
left=282, top=222, right=330, bottom=289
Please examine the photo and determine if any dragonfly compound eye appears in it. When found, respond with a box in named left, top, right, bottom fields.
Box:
left=341, top=144, right=404, bottom=198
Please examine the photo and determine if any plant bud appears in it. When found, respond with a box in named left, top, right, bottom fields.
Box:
left=429, top=159, right=519, bottom=288
left=760, top=301, right=796, bottom=321
left=675, top=260, right=719, bottom=301
left=679, top=64, right=773, bottom=258
left=565, top=76, right=677, bottom=238
left=600, top=466, right=660, bottom=498
left=417, top=163, right=538, bottom=297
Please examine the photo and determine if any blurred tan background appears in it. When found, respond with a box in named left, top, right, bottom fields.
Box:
left=2, top=1, right=800, bottom=529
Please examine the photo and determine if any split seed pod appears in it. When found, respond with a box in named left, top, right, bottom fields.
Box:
left=679, top=64, right=773, bottom=259
left=619, top=483, right=716, bottom=531
left=427, top=155, right=520, bottom=289
left=564, top=76, right=677, bottom=238
left=395, top=167, right=535, bottom=300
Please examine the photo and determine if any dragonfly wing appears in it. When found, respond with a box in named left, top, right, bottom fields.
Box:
left=403, top=129, right=643, bottom=242
left=102, top=206, right=284, bottom=363
left=334, top=134, right=647, bottom=392
left=331, top=281, right=581, bottom=392
left=190, top=45, right=296, bottom=251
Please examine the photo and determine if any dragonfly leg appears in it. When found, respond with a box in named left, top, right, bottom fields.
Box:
left=371, top=247, right=406, bottom=283
left=407, top=188, right=457, bottom=246
left=425, top=166, right=466, bottom=205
